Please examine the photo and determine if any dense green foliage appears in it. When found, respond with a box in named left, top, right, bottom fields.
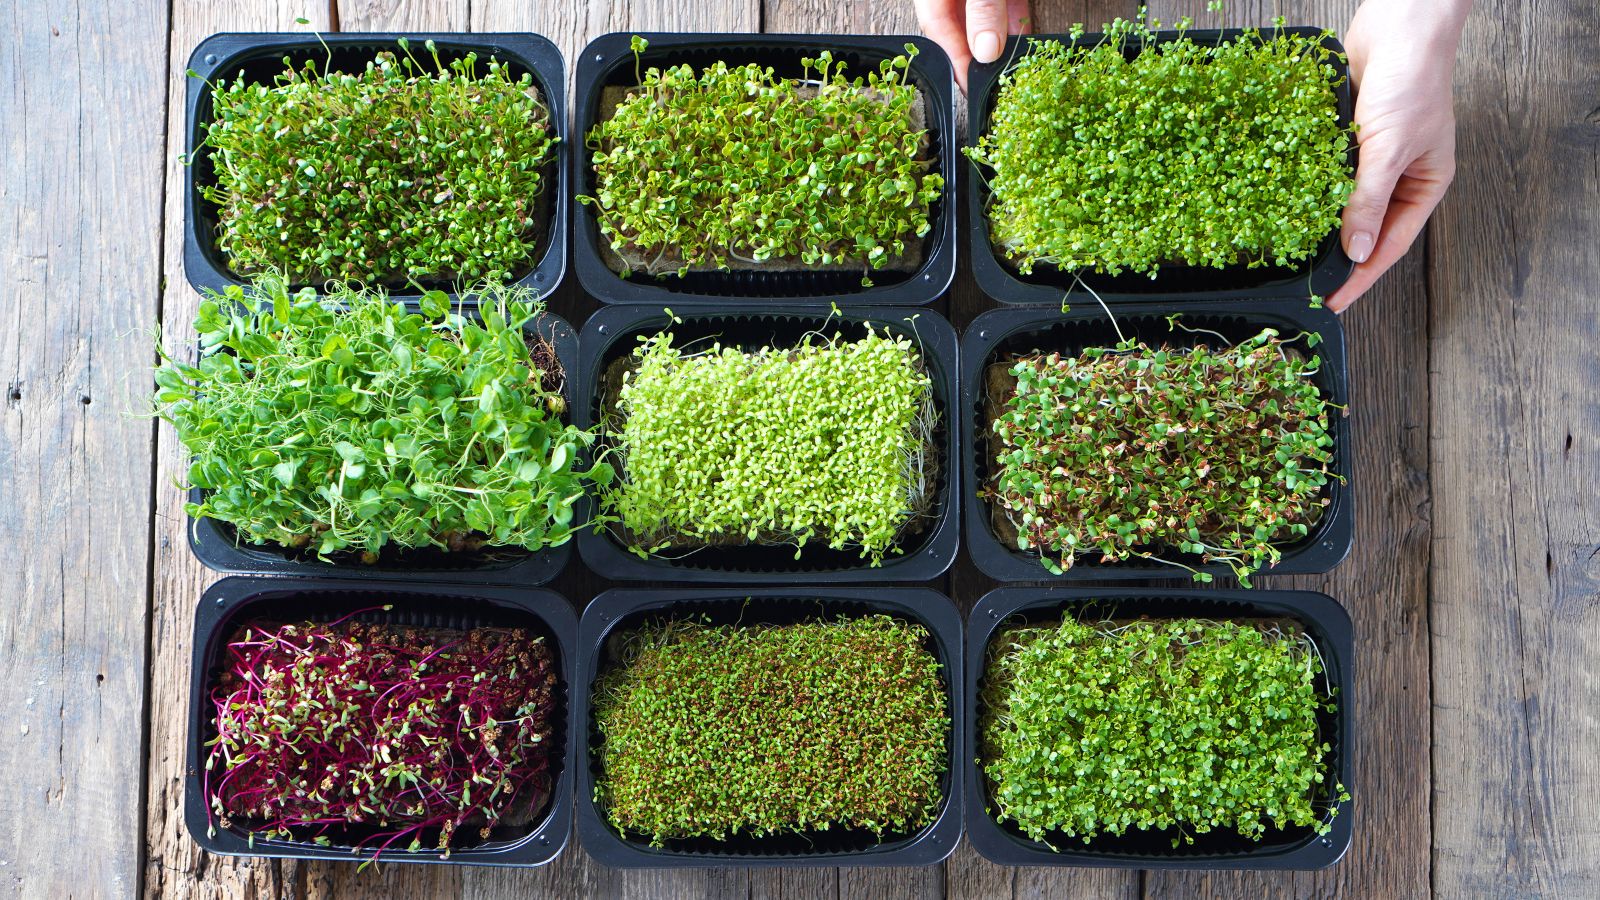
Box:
left=153, top=279, right=606, bottom=558
left=982, top=615, right=1345, bottom=844
left=967, top=18, right=1353, bottom=277
left=607, top=324, right=934, bottom=563
left=593, top=616, right=949, bottom=844
left=582, top=37, right=943, bottom=280
left=988, top=324, right=1334, bottom=583
left=194, top=39, right=556, bottom=284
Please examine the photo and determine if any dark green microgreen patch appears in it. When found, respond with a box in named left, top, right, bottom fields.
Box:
left=153, top=278, right=610, bottom=559
left=987, top=323, right=1335, bottom=584
left=191, top=38, right=557, bottom=284
left=205, top=614, right=557, bottom=864
left=981, top=615, right=1347, bottom=846
left=967, top=14, right=1353, bottom=277
left=603, top=321, right=936, bottom=563
left=581, top=38, right=943, bottom=281
left=593, top=615, right=948, bottom=845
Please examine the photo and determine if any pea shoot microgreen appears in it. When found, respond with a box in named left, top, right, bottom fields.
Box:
left=153, top=278, right=609, bottom=560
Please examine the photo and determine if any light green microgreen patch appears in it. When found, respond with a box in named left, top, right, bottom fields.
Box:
left=967, top=16, right=1353, bottom=277
left=604, top=325, right=935, bottom=563
left=192, top=39, right=557, bottom=284
left=982, top=615, right=1347, bottom=845
left=581, top=39, right=943, bottom=279
left=152, top=278, right=608, bottom=558
left=594, top=615, right=949, bottom=845
left=987, top=325, right=1335, bottom=584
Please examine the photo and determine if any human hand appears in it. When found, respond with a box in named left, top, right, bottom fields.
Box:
left=913, top=0, right=1032, bottom=92
left=1327, top=0, right=1470, bottom=312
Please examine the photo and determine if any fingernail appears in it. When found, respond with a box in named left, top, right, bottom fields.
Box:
left=1347, top=231, right=1374, bottom=264
left=973, top=31, right=1001, bottom=63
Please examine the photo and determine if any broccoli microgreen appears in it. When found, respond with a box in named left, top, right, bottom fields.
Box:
left=191, top=38, right=557, bottom=285
left=967, top=14, right=1353, bottom=277
left=581, top=38, right=943, bottom=280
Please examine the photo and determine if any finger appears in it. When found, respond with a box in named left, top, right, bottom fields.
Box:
left=1339, top=133, right=1409, bottom=267
left=967, top=0, right=1009, bottom=65
left=1326, top=176, right=1447, bottom=312
left=1008, top=0, right=1032, bottom=33
left=915, top=0, right=974, bottom=91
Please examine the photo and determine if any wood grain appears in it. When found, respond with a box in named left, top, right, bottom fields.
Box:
left=1429, top=0, right=1600, bottom=896
left=0, top=0, right=167, bottom=895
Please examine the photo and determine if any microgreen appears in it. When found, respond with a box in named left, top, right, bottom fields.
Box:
left=967, top=15, right=1353, bottom=277
left=581, top=39, right=943, bottom=280
left=593, top=615, right=948, bottom=844
left=153, top=278, right=609, bottom=559
left=981, top=614, right=1346, bottom=845
left=191, top=39, right=557, bottom=284
left=205, top=615, right=557, bottom=862
left=602, top=324, right=935, bottom=563
left=986, top=325, right=1335, bottom=583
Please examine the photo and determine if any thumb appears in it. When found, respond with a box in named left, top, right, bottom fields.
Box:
left=1341, top=133, right=1408, bottom=265
left=966, top=0, right=1009, bottom=64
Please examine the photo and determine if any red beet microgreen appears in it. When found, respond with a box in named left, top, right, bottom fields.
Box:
left=204, top=610, right=557, bottom=864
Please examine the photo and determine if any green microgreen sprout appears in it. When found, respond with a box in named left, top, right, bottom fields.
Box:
left=981, top=613, right=1348, bottom=846
left=152, top=277, right=611, bottom=560
left=985, top=320, right=1336, bottom=584
left=593, top=614, right=948, bottom=845
left=580, top=38, right=944, bottom=283
left=190, top=37, right=557, bottom=285
left=967, top=11, right=1354, bottom=277
left=600, top=319, right=936, bottom=564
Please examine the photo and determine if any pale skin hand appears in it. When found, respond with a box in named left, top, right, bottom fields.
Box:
left=1327, top=0, right=1469, bottom=311
left=913, top=0, right=1032, bottom=92
left=915, top=0, right=1471, bottom=312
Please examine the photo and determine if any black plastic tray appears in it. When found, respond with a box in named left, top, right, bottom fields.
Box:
left=575, top=587, right=964, bottom=866
left=183, top=32, right=568, bottom=305
left=574, top=305, right=960, bottom=582
left=571, top=32, right=957, bottom=305
left=961, top=300, right=1352, bottom=582
left=966, top=28, right=1356, bottom=305
left=184, top=576, right=577, bottom=867
left=965, top=586, right=1354, bottom=869
left=187, top=311, right=577, bottom=585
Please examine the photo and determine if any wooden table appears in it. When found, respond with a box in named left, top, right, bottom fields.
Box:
left=2, top=0, right=1593, bottom=896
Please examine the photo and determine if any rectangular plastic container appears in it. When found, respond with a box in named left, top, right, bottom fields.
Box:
left=183, top=32, right=567, bottom=305
left=571, top=32, right=957, bottom=305
left=574, top=304, right=960, bottom=582
left=187, top=312, right=577, bottom=585
left=576, top=587, right=964, bottom=867
left=966, top=28, right=1355, bottom=306
left=965, top=586, right=1354, bottom=869
left=185, top=576, right=576, bottom=867
left=960, top=300, right=1352, bottom=582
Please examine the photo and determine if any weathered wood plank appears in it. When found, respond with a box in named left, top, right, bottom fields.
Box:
left=142, top=6, right=335, bottom=899
left=0, top=0, right=167, bottom=895
left=1429, top=0, right=1600, bottom=895
left=1138, top=1, right=1433, bottom=898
